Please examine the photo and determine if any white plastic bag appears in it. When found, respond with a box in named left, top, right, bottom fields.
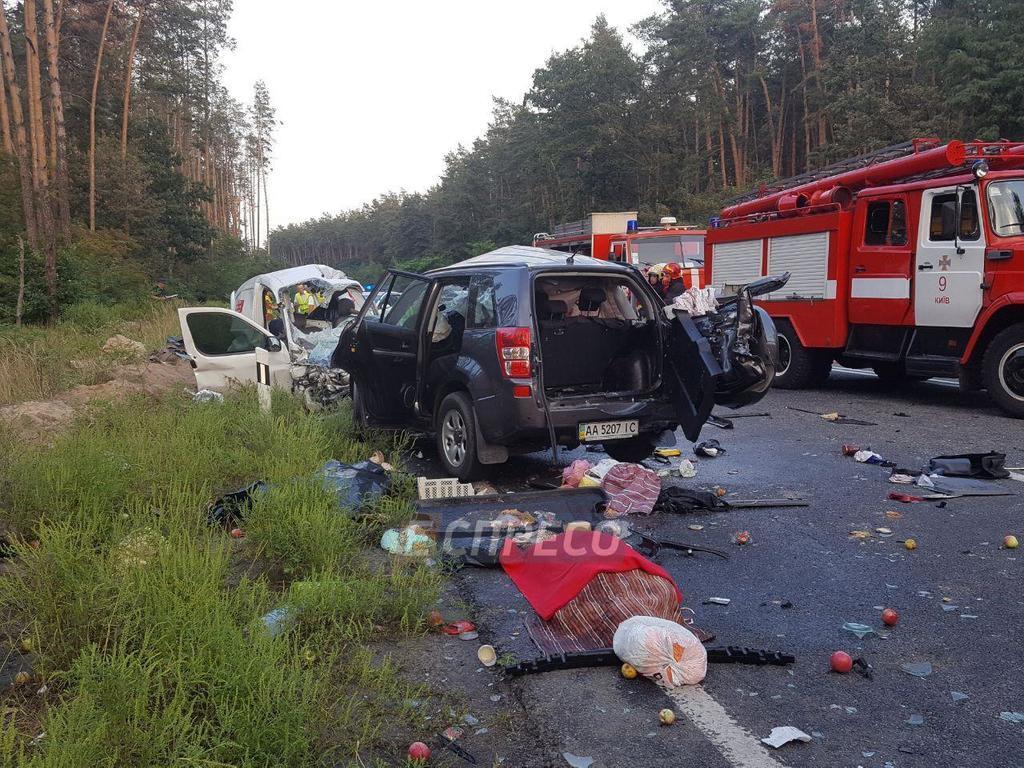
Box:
left=613, top=615, right=707, bottom=686
left=578, top=458, right=620, bottom=488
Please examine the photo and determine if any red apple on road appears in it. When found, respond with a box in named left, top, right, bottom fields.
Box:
left=830, top=651, right=853, bottom=674
left=881, top=608, right=900, bottom=627
left=408, top=741, right=430, bottom=764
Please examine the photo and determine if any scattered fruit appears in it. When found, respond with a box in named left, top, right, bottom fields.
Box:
left=881, top=608, right=900, bottom=627
left=659, top=708, right=676, bottom=726
left=18, top=637, right=32, bottom=654
left=229, top=528, right=244, bottom=539
left=408, top=741, right=431, bottom=763
left=830, top=651, right=853, bottom=674
left=426, top=610, right=444, bottom=627
left=733, top=530, right=751, bottom=546
left=714, top=486, right=727, bottom=498
left=904, top=538, right=917, bottom=550
left=620, top=662, right=638, bottom=679
left=1004, top=534, right=1019, bottom=549
left=13, top=671, right=31, bottom=686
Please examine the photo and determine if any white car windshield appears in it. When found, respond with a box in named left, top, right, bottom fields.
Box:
left=635, top=235, right=704, bottom=266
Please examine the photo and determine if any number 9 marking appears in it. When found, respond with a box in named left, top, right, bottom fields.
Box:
left=938, top=276, right=947, bottom=292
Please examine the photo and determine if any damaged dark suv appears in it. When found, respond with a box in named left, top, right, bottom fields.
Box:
left=334, top=246, right=782, bottom=480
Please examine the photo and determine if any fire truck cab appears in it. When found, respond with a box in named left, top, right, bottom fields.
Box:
left=533, top=212, right=707, bottom=288
left=706, top=139, right=1024, bottom=417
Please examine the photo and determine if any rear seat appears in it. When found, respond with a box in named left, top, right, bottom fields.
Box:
left=537, top=286, right=643, bottom=391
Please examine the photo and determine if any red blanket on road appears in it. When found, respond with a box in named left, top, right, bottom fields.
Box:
left=499, top=530, right=682, bottom=620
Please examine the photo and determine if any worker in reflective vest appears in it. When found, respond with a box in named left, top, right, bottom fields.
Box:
left=294, top=284, right=317, bottom=315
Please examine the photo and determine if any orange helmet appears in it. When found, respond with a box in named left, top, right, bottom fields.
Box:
left=663, top=263, right=683, bottom=281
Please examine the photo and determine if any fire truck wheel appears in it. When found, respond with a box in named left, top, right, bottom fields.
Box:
left=983, top=323, right=1024, bottom=418
left=773, top=322, right=831, bottom=389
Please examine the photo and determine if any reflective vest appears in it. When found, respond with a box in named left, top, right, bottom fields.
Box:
left=295, top=290, right=316, bottom=315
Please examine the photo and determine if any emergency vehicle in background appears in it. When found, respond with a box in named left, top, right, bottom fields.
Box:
left=533, top=211, right=707, bottom=288
left=705, top=139, right=1024, bottom=417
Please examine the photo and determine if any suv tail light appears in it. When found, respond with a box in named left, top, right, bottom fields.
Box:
left=496, top=327, right=531, bottom=378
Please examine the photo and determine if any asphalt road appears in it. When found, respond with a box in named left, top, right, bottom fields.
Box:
left=410, top=369, right=1024, bottom=768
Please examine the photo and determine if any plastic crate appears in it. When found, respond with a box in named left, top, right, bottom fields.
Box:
left=416, top=477, right=475, bottom=500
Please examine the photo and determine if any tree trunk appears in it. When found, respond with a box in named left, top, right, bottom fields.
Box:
left=41, top=0, right=69, bottom=239
left=0, top=3, right=40, bottom=250
left=89, top=0, right=116, bottom=232
left=121, top=3, right=145, bottom=159
left=0, top=67, right=12, bottom=154
left=262, top=167, right=270, bottom=256
left=16, top=235, right=25, bottom=327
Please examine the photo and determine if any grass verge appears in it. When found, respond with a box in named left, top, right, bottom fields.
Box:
left=0, top=300, right=182, bottom=406
left=0, top=388, right=440, bottom=766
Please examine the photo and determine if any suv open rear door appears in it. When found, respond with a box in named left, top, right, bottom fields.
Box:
left=178, top=307, right=291, bottom=391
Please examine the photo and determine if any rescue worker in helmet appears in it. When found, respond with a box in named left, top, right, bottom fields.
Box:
left=661, top=262, right=686, bottom=303
left=647, top=263, right=666, bottom=300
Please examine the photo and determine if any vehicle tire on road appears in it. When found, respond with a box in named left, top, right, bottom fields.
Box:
left=603, top=436, right=656, bottom=463
left=773, top=321, right=832, bottom=389
left=436, top=392, right=485, bottom=481
left=982, top=322, right=1024, bottom=418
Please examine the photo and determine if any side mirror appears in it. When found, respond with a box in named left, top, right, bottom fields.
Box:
left=265, top=336, right=282, bottom=353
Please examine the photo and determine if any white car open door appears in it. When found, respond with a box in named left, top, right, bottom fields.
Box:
left=178, top=307, right=292, bottom=392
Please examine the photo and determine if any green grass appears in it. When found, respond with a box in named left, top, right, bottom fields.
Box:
left=0, top=300, right=182, bottom=406
left=0, top=388, right=441, bottom=766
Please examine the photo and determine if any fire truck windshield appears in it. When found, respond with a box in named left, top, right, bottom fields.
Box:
left=986, top=180, right=1024, bottom=236
left=634, top=235, right=704, bottom=266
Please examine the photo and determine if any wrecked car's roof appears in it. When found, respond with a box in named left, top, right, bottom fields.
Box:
left=236, top=265, right=361, bottom=296
left=429, top=245, right=636, bottom=274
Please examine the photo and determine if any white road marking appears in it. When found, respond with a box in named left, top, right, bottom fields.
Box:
left=663, top=685, right=788, bottom=768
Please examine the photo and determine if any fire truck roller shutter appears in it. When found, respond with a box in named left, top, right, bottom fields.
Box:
left=711, top=240, right=763, bottom=295
left=764, top=233, right=833, bottom=300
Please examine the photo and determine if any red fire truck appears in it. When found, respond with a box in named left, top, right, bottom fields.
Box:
left=533, top=212, right=707, bottom=287
left=705, top=139, right=1024, bottom=417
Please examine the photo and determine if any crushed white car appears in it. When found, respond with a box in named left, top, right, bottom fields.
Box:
left=177, top=264, right=364, bottom=401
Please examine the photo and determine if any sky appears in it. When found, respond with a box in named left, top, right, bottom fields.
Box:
left=222, top=0, right=665, bottom=228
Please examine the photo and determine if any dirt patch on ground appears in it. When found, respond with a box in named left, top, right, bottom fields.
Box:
left=0, top=360, right=195, bottom=440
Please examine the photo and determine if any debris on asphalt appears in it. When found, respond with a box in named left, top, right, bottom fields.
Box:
left=904, top=538, right=918, bottom=550
left=562, top=459, right=591, bottom=488
left=620, top=662, right=638, bottom=679
left=478, top=645, right=497, bottom=667
left=442, top=620, right=476, bottom=636
left=563, top=753, right=594, bottom=768
left=707, top=414, right=734, bottom=429
left=678, top=459, right=697, bottom=478
left=843, top=622, right=884, bottom=640
left=1003, top=534, right=1019, bottom=549
left=881, top=608, right=900, bottom=626
left=659, top=708, right=676, bottom=726
left=830, top=651, right=853, bottom=673
left=900, top=661, right=933, bottom=678
left=951, top=691, right=969, bottom=702
left=703, top=597, right=731, bottom=605
left=906, top=714, right=925, bottom=726
left=928, top=452, right=1010, bottom=479
left=854, top=449, right=892, bottom=466
left=998, top=711, right=1024, bottom=723
left=695, top=439, right=726, bottom=457
left=789, top=407, right=877, bottom=426
left=602, top=463, right=661, bottom=517
left=732, top=530, right=751, bottom=545
left=613, top=616, right=707, bottom=686
left=761, top=726, right=812, bottom=748
left=852, top=657, right=874, bottom=680
left=889, top=491, right=926, bottom=503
